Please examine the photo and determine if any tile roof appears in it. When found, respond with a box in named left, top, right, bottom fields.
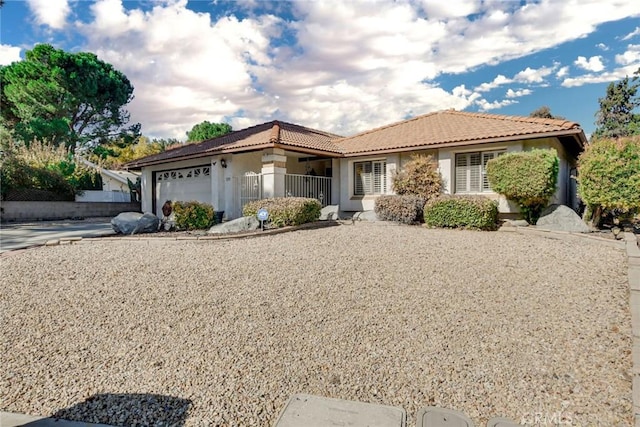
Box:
left=126, top=121, right=343, bottom=168
left=126, top=110, right=587, bottom=168
left=333, top=110, right=586, bottom=155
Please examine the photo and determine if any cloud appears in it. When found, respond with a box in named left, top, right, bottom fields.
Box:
left=596, top=42, right=609, bottom=51
left=574, top=55, right=605, bottom=72
left=0, top=44, right=22, bottom=65
left=475, top=98, right=516, bottom=111
left=474, top=75, right=512, bottom=92
left=556, top=66, right=570, bottom=78
left=561, top=63, right=640, bottom=87
left=505, top=88, right=532, bottom=98
left=621, top=26, right=640, bottom=40
left=78, top=0, right=283, bottom=138
left=26, top=0, right=70, bottom=29
left=72, top=0, right=640, bottom=138
left=615, top=44, right=640, bottom=65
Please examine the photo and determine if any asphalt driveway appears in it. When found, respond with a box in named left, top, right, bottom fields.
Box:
left=0, top=218, right=115, bottom=253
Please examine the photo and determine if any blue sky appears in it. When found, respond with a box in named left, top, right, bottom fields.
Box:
left=1, top=0, right=639, bottom=140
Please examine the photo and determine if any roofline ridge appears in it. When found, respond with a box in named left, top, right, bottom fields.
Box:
left=338, top=110, right=443, bottom=142
left=455, top=110, right=581, bottom=129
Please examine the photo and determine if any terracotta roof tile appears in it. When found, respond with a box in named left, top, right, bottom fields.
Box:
left=126, top=121, right=343, bottom=168
left=333, top=110, right=585, bottom=155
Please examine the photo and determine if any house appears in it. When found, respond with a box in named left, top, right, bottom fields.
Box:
left=77, top=158, right=141, bottom=202
left=125, top=110, right=587, bottom=219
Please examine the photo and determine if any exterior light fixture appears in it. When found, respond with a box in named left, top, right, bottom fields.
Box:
left=220, top=158, right=227, bottom=168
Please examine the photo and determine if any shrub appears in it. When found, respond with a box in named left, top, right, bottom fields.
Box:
left=0, top=153, right=75, bottom=200
left=392, top=154, right=442, bottom=200
left=172, top=200, right=215, bottom=230
left=486, top=149, right=558, bottom=224
left=424, top=195, right=499, bottom=230
left=374, top=195, right=426, bottom=224
left=243, top=197, right=321, bottom=227
left=578, top=136, right=640, bottom=226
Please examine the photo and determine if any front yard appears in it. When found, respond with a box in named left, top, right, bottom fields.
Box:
left=0, top=223, right=632, bottom=426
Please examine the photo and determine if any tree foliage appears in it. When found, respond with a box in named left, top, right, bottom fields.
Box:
left=593, top=69, right=640, bottom=139
left=90, top=135, right=177, bottom=168
left=0, top=44, right=140, bottom=151
left=529, top=106, right=565, bottom=120
left=186, top=121, right=232, bottom=142
left=392, top=154, right=442, bottom=200
left=578, top=136, right=640, bottom=226
left=486, top=149, right=559, bottom=224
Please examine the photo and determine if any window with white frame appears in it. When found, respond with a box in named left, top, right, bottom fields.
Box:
left=454, top=150, right=504, bottom=193
left=354, top=160, right=386, bottom=195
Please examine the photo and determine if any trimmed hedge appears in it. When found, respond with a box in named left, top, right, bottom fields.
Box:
left=243, top=197, right=321, bottom=227
left=374, top=195, right=426, bottom=224
left=173, top=200, right=215, bottom=230
left=578, top=136, right=640, bottom=224
left=486, top=149, right=558, bottom=224
left=392, top=154, right=442, bottom=199
left=423, top=195, right=499, bottom=230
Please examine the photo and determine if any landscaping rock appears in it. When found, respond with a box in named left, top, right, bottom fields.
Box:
left=208, top=216, right=260, bottom=234
left=111, top=212, right=160, bottom=235
left=320, top=205, right=340, bottom=220
left=353, top=210, right=380, bottom=221
left=536, top=204, right=590, bottom=233
left=503, top=219, right=530, bottom=227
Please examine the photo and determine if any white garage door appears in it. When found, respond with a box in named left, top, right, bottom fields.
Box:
left=155, top=165, right=212, bottom=217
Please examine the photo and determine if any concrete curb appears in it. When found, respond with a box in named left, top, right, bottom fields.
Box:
left=624, top=232, right=640, bottom=427
left=0, top=411, right=115, bottom=427
left=504, top=225, right=627, bottom=249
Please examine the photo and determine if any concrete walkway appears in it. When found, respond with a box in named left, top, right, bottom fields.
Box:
left=0, top=218, right=114, bottom=254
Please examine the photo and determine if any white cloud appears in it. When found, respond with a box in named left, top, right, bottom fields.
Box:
left=574, top=55, right=605, bottom=72
left=556, top=66, right=570, bottom=78
left=514, top=66, right=555, bottom=83
left=596, top=42, right=609, bottom=51
left=561, top=63, right=640, bottom=87
left=505, top=88, right=532, bottom=98
left=615, top=44, right=640, bottom=65
left=0, top=44, right=22, bottom=65
left=474, top=75, right=512, bottom=92
left=26, top=0, right=70, bottom=29
left=72, top=0, right=640, bottom=138
left=475, top=98, right=516, bottom=111
left=622, top=26, right=640, bottom=40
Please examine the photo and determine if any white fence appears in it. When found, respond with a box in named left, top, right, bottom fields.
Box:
left=75, top=190, right=131, bottom=203
left=285, top=174, right=331, bottom=207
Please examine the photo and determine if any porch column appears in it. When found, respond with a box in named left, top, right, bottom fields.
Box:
left=261, top=148, right=286, bottom=198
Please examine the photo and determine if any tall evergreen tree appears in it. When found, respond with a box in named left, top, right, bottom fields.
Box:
left=593, top=69, right=640, bottom=139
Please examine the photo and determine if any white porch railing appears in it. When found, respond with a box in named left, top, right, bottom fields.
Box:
left=285, top=174, right=331, bottom=207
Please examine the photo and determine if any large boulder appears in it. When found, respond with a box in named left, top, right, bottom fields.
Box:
left=320, top=205, right=340, bottom=220
left=111, top=212, right=160, bottom=235
left=208, top=216, right=260, bottom=234
left=536, top=204, right=590, bottom=233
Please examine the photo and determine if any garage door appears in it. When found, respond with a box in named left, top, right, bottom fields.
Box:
left=155, top=165, right=212, bottom=217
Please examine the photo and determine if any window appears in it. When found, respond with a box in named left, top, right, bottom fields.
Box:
left=455, top=150, right=504, bottom=193
left=354, top=160, right=386, bottom=195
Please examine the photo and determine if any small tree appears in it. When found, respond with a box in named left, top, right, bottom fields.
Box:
left=486, top=149, right=559, bottom=224
left=529, top=106, right=565, bottom=120
left=593, top=69, right=640, bottom=139
left=578, top=136, right=640, bottom=227
left=392, top=154, right=442, bottom=200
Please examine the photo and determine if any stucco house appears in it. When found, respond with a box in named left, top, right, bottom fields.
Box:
left=77, top=158, right=141, bottom=202
left=125, top=110, right=587, bottom=219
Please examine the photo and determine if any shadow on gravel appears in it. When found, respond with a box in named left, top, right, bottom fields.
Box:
left=45, top=393, right=192, bottom=426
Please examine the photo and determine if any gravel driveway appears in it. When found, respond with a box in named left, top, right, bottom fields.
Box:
left=0, top=223, right=632, bottom=426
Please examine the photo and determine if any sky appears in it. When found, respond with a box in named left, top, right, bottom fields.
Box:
left=1, top=0, right=639, bottom=140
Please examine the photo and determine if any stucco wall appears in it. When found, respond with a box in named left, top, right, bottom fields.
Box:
left=1, top=201, right=141, bottom=222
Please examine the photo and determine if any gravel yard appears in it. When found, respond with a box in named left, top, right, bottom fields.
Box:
left=0, top=223, right=632, bottom=426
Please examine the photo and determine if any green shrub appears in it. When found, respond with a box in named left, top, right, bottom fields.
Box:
left=392, top=154, right=442, bottom=199
left=0, top=153, right=75, bottom=200
left=424, top=195, right=499, bottom=230
left=578, top=136, right=640, bottom=225
left=243, top=197, right=321, bottom=227
left=173, top=200, right=215, bottom=230
left=486, top=149, right=558, bottom=224
left=374, top=195, right=426, bottom=224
